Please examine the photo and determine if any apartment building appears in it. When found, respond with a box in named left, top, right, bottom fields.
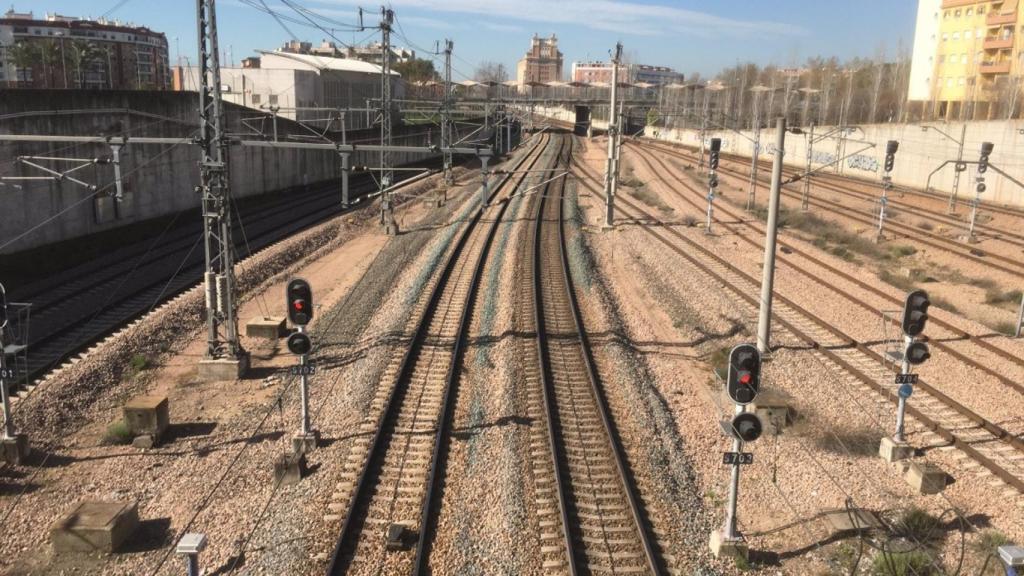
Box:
left=516, top=34, right=563, bottom=87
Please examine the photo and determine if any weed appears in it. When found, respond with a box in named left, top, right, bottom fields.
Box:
left=990, top=320, right=1018, bottom=336
left=896, top=506, right=941, bottom=543
left=829, top=542, right=862, bottom=574
left=708, top=345, right=731, bottom=381
left=889, top=245, right=918, bottom=258
left=682, top=214, right=697, bottom=227
left=128, top=354, right=149, bottom=375
left=984, top=288, right=1023, bottom=306
left=878, top=269, right=919, bottom=293
left=733, top=555, right=753, bottom=571
left=871, top=550, right=937, bottom=576
left=104, top=421, right=133, bottom=445
left=917, top=220, right=935, bottom=231
left=971, top=531, right=1011, bottom=576
left=631, top=185, right=674, bottom=213
left=968, top=276, right=998, bottom=290
left=930, top=295, right=959, bottom=313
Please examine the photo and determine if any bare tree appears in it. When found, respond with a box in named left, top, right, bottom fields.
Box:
left=474, top=61, right=508, bottom=83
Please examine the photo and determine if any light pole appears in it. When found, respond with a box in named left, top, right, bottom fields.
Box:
left=920, top=124, right=967, bottom=214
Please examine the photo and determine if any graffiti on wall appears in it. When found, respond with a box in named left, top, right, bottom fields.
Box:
left=846, top=154, right=879, bottom=173
left=811, top=150, right=837, bottom=167
left=764, top=143, right=786, bottom=158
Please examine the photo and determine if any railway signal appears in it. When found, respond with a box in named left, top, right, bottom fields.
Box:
left=901, top=289, right=930, bottom=337
left=726, top=344, right=761, bottom=405
left=0, top=282, right=29, bottom=464
left=967, top=142, right=994, bottom=243
left=905, top=341, right=931, bottom=365
left=706, top=138, right=721, bottom=234
left=711, top=342, right=765, bottom=560
left=285, top=278, right=317, bottom=454
left=286, top=278, right=314, bottom=327
left=876, top=140, right=899, bottom=243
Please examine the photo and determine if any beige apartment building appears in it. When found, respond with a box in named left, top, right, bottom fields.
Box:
left=911, top=0, right=1024, bottom=118
left=516, top=33, right=563, bottom=87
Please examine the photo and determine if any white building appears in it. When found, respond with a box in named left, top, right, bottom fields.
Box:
left=908, top=0, right=942, bottom=102
left=173, top=50, right=402, bottom=131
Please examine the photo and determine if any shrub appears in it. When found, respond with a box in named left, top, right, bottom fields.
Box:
left=129, top=353, right=149, bottom=374
left=890, top=245, right=918, bottom=258
left=871, top=550, right=937, bottom=576
left=985, top=288, right=1023, bottom=305
left=917, top=220, right=935, bottom=231
left=896, top=506, right=941, bottom=543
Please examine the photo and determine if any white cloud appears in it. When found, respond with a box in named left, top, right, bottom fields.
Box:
left=308, top=0, right=806, bottom=38
left=479, top=21, right=525, bottom=33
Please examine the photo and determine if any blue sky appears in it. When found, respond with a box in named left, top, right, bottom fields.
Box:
left=28, top=1, right=918, bottom=80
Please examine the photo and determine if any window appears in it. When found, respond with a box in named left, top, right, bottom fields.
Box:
left=944, top=10, right=950, bottom=18
left=943, top=33, right=949, bottom=41
left=962, top=53, right=968, bottom=63
left=978, top=5, right=985, bottom=14
left=966, top=30, right=972, bottom=39
left=953, top=31, right=960, bottom=40
left=251, top=93, right=261, bottom=105
left=955, top=8, right=962, bottom=17
left=967, top=7, right=974, bottom=16
left=268, top=94, right=278, bottom=105
left=947, top=78, right=954, bottom=87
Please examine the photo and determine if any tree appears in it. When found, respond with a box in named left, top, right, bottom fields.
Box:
left=393, top=57, right=438, bottom=84
left=6, top=41, right=39, bottom=85
left=474, top=61, right=508, bottom=83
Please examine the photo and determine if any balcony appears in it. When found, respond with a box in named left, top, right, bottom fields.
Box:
left=983, top=36, right=1015, bottom=49
left=979, top=60, right=1012, bottom=74
left=987, top=11, right=1017, bottom=25
left=942, top=0, right=982, bottom=6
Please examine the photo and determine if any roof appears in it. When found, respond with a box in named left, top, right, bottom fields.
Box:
left=257, top=50, right=401, bottom=77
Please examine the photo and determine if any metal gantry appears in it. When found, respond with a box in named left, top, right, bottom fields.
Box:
left=603, top=42, right=622, bottom=229
left=196, top=0, right=244, bottom=364
left=442, top=38, right=454, bottom=188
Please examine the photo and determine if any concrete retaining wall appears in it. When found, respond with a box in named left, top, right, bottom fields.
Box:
left=0, top=90, right=441, bottom=254
left=531, top=103, right=1024, bottom=208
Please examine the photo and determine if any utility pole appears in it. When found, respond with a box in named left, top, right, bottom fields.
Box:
left=196, top=0, right=247, bottom=378
left=876, top=140, right=898, bottom=243
left=747, top=86, right=769, bottom=211
left=698, top=87, right=710, bottom=172
left=757, top=118, right=786, bottom=355
left=378, top=7, right=397, bottom=235
left=338, top=112, right=350, bottom=209
left=442, top=39, right=454, bottom=188
left=800, top=122, right=814, bottom=211
left=947, top=124, right=967, bottom=214
left=603, top=41, right=622, bottom=229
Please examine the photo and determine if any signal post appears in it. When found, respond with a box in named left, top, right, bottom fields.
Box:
left=286, top=278, right=318, bottom=455
left=710, top=343, right=765, bottom=561
left=879, top=289, right=931, bottom=462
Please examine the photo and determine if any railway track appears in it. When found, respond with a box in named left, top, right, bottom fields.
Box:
left=637, top=140, right=1024, bottom=278
left=572, top=144, right=1024, bottom=496
left=2, top=160, right=442, bottom=390
left=525, top=134, right=662, bottom=575
left=626, top=142, right=1024, bottom=392
left=324, top=133, right=551, bottom=575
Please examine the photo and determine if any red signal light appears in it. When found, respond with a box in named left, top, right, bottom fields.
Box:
left=293, top=299, right=305, bottom=311
left=739, top=372, right=752, bottom=385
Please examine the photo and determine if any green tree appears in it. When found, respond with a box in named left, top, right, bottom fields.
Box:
left=393, top=58, right=437, bottom=84
left=6, top=41, right=40, bottom=85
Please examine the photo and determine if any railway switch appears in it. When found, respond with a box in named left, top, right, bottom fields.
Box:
left=286, top=278, right=314, bottom=326
left=726, top=344, right=761, bottom=405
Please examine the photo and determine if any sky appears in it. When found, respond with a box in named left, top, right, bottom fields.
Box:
left=25, top=0, right=919, bottom=80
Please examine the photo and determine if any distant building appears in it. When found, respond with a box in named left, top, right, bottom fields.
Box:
left=172, top=49, right=402, bottom=131
left=278, top=39, right=415, bottom=66
left=516, top=33, right=563, bottom=87
left=909, top=0, right=1024, bottom=119
left=570, top=61, right=683, bottom=85
left=0, top=8, right=170, bottom=89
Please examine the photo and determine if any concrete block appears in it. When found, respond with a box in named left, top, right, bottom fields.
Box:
left=904, top=461, right=947, bottom=495
left=708, top=529, right=748, bottom=561
left=245, top=316, right=286, bottom=339
left=123, top=395, right=169, bottom=443
left=1, top=433, right=30, bottom=465
left=292, top=431, right=319, bottom=455
left=274, top=452, right=307, bottom=486
left=197, top=354, right=250, bottom=382
left=385, top=222, right=400, bottom=236
left=823, top=508, right=882, bottom=534
left=750, top=389, right=793, bottom=435
left=879, top=437, right=914, bottom=463
left=132, top=435, right=155, bottom=450
left=51, top=500, right=138, bottom=554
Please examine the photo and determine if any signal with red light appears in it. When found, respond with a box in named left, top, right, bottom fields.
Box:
left=726, top=343, right=761, bottom=405
left=286, top=278, right=314, bottom=326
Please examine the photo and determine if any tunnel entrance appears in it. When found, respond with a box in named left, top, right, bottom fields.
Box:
left=573, top=105, right=591, bottom=136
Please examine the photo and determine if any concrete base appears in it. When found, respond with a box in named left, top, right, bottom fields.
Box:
left=197, top=354, right=250, bottom=382
left=709, top=529, right=748, bottom=561
left=750, top=389, right=793, bottom=435
left=123, top=395, right=169, bottom=444
left=879, top=437, right=914, bottom=463
left=274, top=452, right=307, bottom=486
left=245, top=316, right=286, bottom=339
left=384, top=222, right=400, bottom=236
left=292, top=430, right=320, bottom=455
left=1, top=433, right=30, bottom=465
left=51, top=500, right=138, bottom=554
left=132, top=434, right=155, bottom=450
left=958, top=234, right=979, bottom=244
left=904, top=461, right=948, bottom=495
left=823, top=508, right=882, bottom=534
